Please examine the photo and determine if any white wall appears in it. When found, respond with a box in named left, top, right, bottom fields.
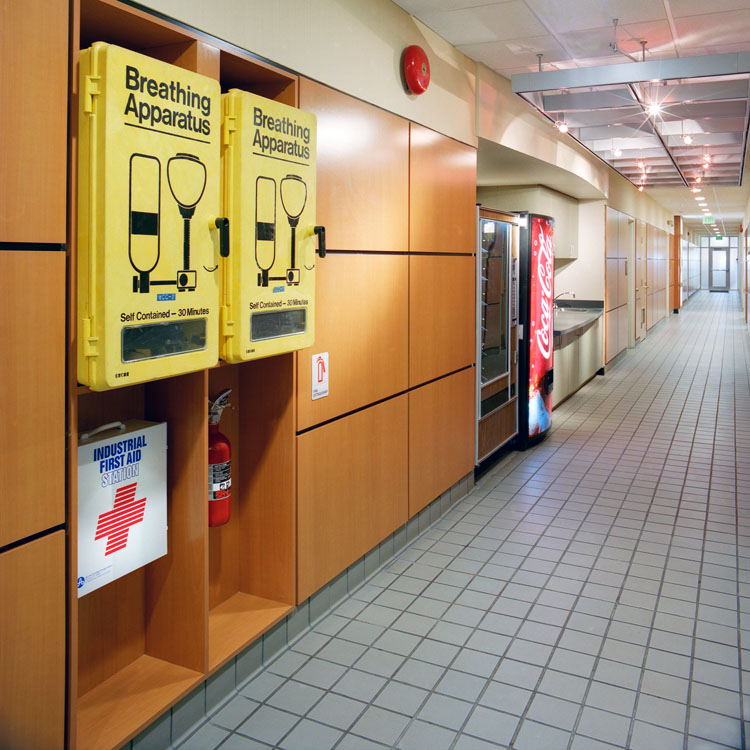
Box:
left=555, top=200, right=606, bottom=302
left=140, top=0, right=477, bottom=146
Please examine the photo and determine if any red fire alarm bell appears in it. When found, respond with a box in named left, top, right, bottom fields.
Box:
left=403, top=45, right=430, bottom=95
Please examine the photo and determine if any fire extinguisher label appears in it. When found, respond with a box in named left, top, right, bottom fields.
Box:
left=209, top=460, right=231, bottom=500
left=311, top=351, right=328, bottom=400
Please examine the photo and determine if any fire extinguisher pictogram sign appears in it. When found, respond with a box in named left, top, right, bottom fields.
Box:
left=311, top=352, right=328, bottom=400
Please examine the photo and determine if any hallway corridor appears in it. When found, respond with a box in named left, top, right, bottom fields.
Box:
left=179, top=291, right=750, bottom=750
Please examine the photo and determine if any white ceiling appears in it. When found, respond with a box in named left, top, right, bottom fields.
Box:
left=394, top=0, right=750, bottom=236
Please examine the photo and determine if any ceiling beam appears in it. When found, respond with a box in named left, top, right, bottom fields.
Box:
left=512, top=52, right=750, bottom=94
left=627, top=83, right=689, bottom=187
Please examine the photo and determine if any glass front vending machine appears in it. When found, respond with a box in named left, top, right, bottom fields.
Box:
left=475, top=207, right=520, bottom=464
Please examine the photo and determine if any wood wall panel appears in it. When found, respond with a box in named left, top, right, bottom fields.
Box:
left=240, top=354, right=296, bottom=604
left=145, top=371, right=209, bottom=674
left=0, top=252, right=65, bottom=546
left=0, top=0, right=68, bottom=242
left=409, top=255, right=475, bottom=387
left=208, top=366, right=241, bottom=610
left=297, top=254, right=408, bottom=430
left=299, top=78, right=409, bottom=252
left=605, top=257, right=618, bottom=311
left=410, top=124, right=477, bottom=253
left=0, top=532, right=65, bottom=750
left=297, top=397, right=408, bottom=602
left=409, top=369, right=475, bottom=516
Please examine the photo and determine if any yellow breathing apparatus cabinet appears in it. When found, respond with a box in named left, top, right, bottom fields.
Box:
left=78, top=43, right=224, bottom=390
left=220, top=90, right=317, bottom=362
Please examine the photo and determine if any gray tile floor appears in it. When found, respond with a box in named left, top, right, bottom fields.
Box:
left=184, top=291, right=750, bottom=749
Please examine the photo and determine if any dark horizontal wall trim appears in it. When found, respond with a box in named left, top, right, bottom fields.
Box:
left=324, top=249, right=473, bottom=257
left=296, top=363, right=474, bottom=436
left=0, top=523, right=67, bottom=556
left=0, top=242, right=66, bottom=252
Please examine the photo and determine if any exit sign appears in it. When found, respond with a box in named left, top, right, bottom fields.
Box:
left=716, top=236, right=723, bottom=241
left=703, top=216, right=714, bottom=224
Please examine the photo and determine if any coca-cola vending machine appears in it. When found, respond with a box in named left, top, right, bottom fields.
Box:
left=517, top=213, right=554, bottom=449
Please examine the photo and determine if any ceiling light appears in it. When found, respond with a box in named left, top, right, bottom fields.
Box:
left=695, top=176, right=702, bottom=184
left=683, top=135, right=693, bottom=145
left=647, top=103, right=661, bottom=117
left=638, top=161, right=645, bottom=171
left=704, top=154, right=711, bottom=163
left=691, top=188, right=701, bottom=193
left=638, top=185, right=644, bottom=192
left=613, top=148, right=622, bottom=158
left=555, top=120, right=569, bottom=134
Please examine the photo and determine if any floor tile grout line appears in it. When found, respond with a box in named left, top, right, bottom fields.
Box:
left=197, top=292, right=750, bottom=750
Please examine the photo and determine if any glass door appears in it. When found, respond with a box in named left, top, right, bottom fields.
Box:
left=476, top=208, right=518, bottom=463
left=710, top=247, right=729, bottom=291
left=479, top=218, right=510, bottom=400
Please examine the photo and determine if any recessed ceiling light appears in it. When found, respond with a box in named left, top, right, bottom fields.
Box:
left=691, top=188, right=701, bottom=193
left=647, top=103, right=661, bottom=116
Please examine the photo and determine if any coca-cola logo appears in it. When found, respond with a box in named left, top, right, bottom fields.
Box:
left=535, top=225, right=554, bottom=360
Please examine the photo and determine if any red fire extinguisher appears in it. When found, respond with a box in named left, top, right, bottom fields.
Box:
left=208, top=389, right=232, bottom=527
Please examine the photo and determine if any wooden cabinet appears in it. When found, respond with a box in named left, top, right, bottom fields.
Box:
left=409, top=369, right=474, bottom=516
left=207, top=356, right=297, bottom=671
left=66, top=8, right=302, bottom=748
left=300, top=78, right=409, bottom=252
left=409, top=254, right=475, bottom=387
left=297, top=253, right=408, bottom=430
left=0, top=531, right=65, bottom=750
left=0, top=251, right=65, bottom=546
left=410, top=124, right=476, bottom=253
left=0, top=0, right=68, bottom=243
left=605, top=257, right=619, bottom=311
left=297, top=396, right=408, bottom=601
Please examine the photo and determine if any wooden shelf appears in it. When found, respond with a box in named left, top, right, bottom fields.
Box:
left=209, top=592, right=292, bottom=671
left=76, top=654, right=203, bottom=750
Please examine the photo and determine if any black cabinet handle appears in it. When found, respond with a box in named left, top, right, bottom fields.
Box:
left=314, top=226, right=326, bottom=258
left=214, top=217, right=230, bottom=257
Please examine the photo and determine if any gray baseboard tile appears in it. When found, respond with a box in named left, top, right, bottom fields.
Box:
left=261, top=618, right=287, bottom=665
left=235, top=638, right=262, bottom=685
left=206, top=661, right=236, bottom=713
left=127, top=470, right=474, bottom=750
left=131, top=709, right=170, bottom=750
left=170, top=684, right=206, bottom=746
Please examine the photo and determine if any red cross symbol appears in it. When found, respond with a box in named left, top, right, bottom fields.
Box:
left=95, top=482, right=147, bottom=555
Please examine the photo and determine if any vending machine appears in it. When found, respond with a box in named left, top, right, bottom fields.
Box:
left=475, top=207, right=520, bottom=464
left=517, top=213, right=555, bottom=449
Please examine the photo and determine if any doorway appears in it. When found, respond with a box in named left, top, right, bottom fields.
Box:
left=709, top=247, right=730, bottom=292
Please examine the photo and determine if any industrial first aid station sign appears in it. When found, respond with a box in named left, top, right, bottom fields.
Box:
left=78, top=421, right=167, bottom=597
left=78, top=43, right=222, bottom=390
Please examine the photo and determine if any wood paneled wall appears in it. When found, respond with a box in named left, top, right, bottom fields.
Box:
left=647, top=224, right=668, bottom=329
left=605, top=207, right=629, bottom=363
left=296, top=79, right=477, bottom=600
left=669, top=217, right=682, bottom=313
left=0, top=2, right=69, bottom=746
